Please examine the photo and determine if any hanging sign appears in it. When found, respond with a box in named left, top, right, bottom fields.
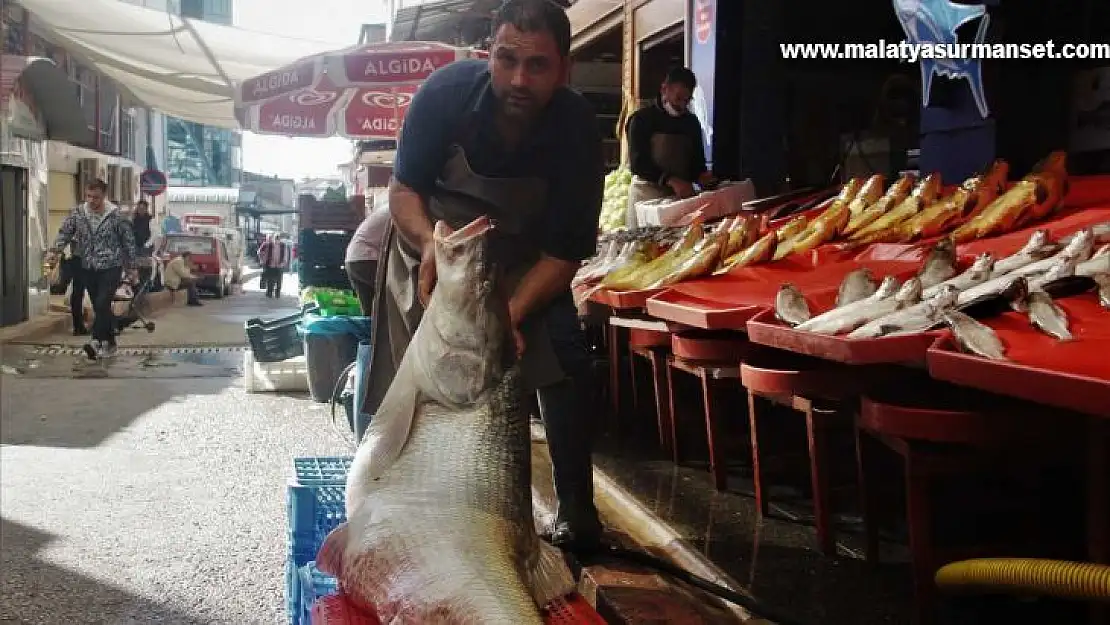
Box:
left=893, top=0, right=991, bottom=118
left=140, top=168, right=168, bottom=196
left=687, top=0, right=716, bottom=164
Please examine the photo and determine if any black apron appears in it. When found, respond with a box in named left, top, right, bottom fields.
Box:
left=360, top=141, right=566, bottom=430
left=626, top=132, right=695, bottom=228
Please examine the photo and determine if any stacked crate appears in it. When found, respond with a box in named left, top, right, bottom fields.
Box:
left=297, top=195, right=365, bottom=290
left=286, top=456, right=352, bottom=624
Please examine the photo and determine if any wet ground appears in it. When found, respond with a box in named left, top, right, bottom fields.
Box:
left=0, top=275, right=358, bottom=625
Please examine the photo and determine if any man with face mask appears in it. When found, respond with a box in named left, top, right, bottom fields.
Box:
left=363, top=0, right=605, bottom=550
left=624, top=67, right=718, bottom=228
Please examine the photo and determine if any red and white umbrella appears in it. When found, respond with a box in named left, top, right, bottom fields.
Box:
left=234, top=41, right=487, bottom=140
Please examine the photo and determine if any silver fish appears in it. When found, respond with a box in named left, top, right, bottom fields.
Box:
left=958, top=229, right=1096, bottom=308
left=801, top=277, right=922, bottom=336
left=836, top=268, right=879, bottom=307
left=943, top=310, right=1007, bottom=360
left=1026, top=253, right=1081, bottom=294
left=1093, top=274, right=1110, bottom=310
left=989, top=229, right=1058, bottom=278
left=923, top=252, right=995, bottom=299
left=849, top=284, right=959, bottom=339
left=917, top=237, right=958, bottom=289
left=320, top=217, right=575, bottom=624
left=1025, top=290, right=1072, bottom=341
left=775, top=283, right=812, bottom=327
left=795, top=276, right=902, bottom=334
left=1076, top=245, right=1110, bottom=278
left=1061, top=221, right=1110, bottom=246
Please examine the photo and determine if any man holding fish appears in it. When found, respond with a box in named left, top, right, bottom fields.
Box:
left=362, top=0, right=605, bottom=550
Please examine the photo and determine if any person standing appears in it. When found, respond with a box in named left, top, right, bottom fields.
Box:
left=344, top=208, right=392, bottom=316
left=362, top=0, right=605, bottom=550
left=49, top=179, right=137, bottom=359
left=257, top=234, right=289, bottom=298
left=624, top=67, right=718, bottom=229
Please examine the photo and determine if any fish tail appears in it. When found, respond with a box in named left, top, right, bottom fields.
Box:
left=525, top=540, right=577, bottom=610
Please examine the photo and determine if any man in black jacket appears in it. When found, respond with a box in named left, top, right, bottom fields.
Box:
left=624, top=67, right=717, bottom=228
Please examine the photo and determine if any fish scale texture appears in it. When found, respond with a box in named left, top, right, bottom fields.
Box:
left=335, top=368, right=572, bottom=624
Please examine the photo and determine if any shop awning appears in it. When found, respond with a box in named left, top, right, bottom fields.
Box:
left=1, top=54, right=92, bottom=144
left=14, top=0, right=338, bottom=129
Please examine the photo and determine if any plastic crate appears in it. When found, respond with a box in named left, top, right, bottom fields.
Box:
left=243, top=353, right=310, bottom=393
left=300, top=230, right=355, bottom=267
left=298, top=195, right=365, bottom=231
left=298, top=562, right=339, bottom=624
left=299, top=265, right=351, bottom=291
left=246, top=312, right=305, bottom=363
left=293, top=457, right=353, bottom=486
left=288, top=483, right=346, bottom=560
left=544, top=594, right=608, bottom=625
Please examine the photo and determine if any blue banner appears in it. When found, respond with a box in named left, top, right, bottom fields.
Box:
left=687, top=0, right=717, bottom=166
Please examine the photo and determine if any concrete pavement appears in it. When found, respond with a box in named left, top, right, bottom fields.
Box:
left=0, top=271, right=350, bottom=625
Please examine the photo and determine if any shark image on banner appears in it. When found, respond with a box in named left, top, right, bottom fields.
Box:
left=893, top=0, right=992, bottom=118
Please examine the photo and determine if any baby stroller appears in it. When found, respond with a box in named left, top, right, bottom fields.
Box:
left=113, top=255, right=162, bottom=335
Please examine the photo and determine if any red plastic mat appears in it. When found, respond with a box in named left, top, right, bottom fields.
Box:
left=646, top=289, right=762, bottom=330
left=926, top=293, right=1110, bottom=417
left=589, top=287, right=662, bottom=311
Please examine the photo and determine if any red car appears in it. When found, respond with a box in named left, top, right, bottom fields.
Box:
left=158, top=233, right=234, bottom=298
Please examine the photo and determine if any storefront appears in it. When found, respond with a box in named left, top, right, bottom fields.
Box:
left=1, top=54, right=89, bottom=327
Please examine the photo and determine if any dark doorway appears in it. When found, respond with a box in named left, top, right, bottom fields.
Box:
left=1, top=165, right=29, bottom=327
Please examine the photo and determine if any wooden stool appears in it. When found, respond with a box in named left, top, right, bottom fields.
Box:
left=858, top=386, right=1083, bottom=624
left=666, top=355, right=742, bottom=491
left=741, top=350, right=875, bottom=556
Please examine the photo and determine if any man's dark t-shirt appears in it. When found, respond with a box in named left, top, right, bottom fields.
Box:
left=626, top=98, right=707, bottom=186
left=132, top=213, right=152, bottom=249
left=393, top=59, right=604, bottom=263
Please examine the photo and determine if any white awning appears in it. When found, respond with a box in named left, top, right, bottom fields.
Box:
left=15, top=0, right=339, bottom=128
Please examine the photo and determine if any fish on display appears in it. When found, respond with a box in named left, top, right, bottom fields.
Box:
left=836, top=268, right=879, bottom=307
left=1076, top=245, right=1110, bottom=278
left=957, top=228, right=1096, bottom=308
left=1060, top=221, right=1110, bottom=247
left=917, top=238, right=958, bottom=289
left=1024, top=252, right=1081, bottom=295
left=319, top=216, right=576, bottom=624
left=848, top=284, right=959, bottom=339
left=988, top=229, right=1059, bottom=278
left=943, top=310, right=1008, bottom=360
left=714, top=230, right=777, bottom=275
left=775, top=283, right=812, bottom=327
left=923, top=252, right=994, bottom=299
left=1024, top=290, right=1073, bottom=341
left=798, top=277, right=922, bottom=336
left=1093, top=274, right=1110, bottom=309
left=795, top=276, right=902, bottom=334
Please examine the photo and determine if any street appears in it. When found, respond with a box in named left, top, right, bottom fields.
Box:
left=0, top=275, right=354, bottom=625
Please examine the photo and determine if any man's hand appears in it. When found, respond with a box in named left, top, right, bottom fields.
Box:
left=668, top=177, right=695, bottom=199
left=417, top=240, right=438, bottom=307
left=698, top=171, right=719, bottom=188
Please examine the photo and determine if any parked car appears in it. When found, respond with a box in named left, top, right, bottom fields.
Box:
left=158, top=233, right=234, bottom=298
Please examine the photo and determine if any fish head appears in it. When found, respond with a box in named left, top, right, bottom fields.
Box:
left=895, top=277, right=923, bottom=304
left=1002, top=275, right=1030, bottom=304
left=931, top=284, right=960, bottom=309
left=434, top=217, right=497, bottom=302
left=970, top=252, right=994, bottom=274
left=875, top=276, right=902, bottom=298
left=1063, top=228, right=1095, bottom=258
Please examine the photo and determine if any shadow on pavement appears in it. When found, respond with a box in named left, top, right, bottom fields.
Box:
left=0, top=518, right=208, bottom=625
left=0, top=376, right=233, bottom=448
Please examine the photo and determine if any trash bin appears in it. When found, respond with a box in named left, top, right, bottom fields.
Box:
left=301, top=314, right=372, bottom=403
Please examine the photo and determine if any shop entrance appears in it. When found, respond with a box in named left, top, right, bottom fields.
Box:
left=1, top=165, right=29, bottom=327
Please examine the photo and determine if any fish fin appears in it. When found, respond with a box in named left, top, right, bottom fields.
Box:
left=360, top=364, right=421, bottom=481
left=316, top=522, right=350, bottom=578
left=525, top=539, right=577, bottom=609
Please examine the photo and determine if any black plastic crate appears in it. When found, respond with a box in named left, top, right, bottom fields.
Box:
left=245, top=311, right=305, bottom=363
left=298, top=230, right=354, bottom=268
left=299, top=264, right=349, bottom=291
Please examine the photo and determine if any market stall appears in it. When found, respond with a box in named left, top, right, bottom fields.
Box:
left=578, top=155, right=1110, bottom=623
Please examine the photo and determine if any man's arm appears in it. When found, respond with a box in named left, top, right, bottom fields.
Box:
left=51, top=213, right=76, bottom=253
left=388, top=180, right=434, bottom=252
left=627, top=111, right=667, bottom=186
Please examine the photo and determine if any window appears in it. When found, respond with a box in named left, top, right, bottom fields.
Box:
left=164, top=236, right=215, bottom=256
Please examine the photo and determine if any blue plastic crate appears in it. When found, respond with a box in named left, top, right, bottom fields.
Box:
left=298, top=561, right=339, bottom=624
left=287, top=484, right=346, bottom=562
left=292, top=456, right=353, bottom=486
